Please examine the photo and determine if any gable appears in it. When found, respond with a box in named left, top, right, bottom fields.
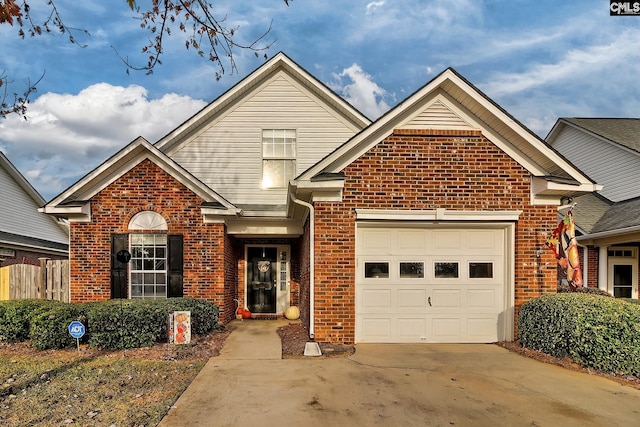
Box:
left=162, top=62, right=368, bottom=209
left=293, top=68, right=599, bottom=207
left=42, top=138, right=239, bottom=222
left=343, top=130, right=531, bottom=209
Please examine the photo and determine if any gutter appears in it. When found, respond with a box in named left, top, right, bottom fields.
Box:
left=577, top=225, right=640, bottom=243
left=289, top=193, right=315, bottom=340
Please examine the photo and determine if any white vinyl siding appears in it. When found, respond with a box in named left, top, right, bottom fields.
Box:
left=0, top=161, right=68, bottom=245
left=551, top=126, right=640, bottom=202
left=169, top=72, right=362, bottom=205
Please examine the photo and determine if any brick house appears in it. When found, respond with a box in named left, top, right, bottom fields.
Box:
left=42, top=53, right=598, bottom=344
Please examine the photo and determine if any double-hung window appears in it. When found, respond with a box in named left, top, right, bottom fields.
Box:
left=262, top=129, right=296, bottom=189
left=130, top=234, right=167, bottom=299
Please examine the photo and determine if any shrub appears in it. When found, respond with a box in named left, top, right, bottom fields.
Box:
left=30, top=304, right=87, bottom=350
left=557, top=284, right=612, bottom=296
left=163, top=298, right=220, bottom=335
left=0, top=299, right=64, bottom=342
left=0, top=297, right=220, bottom=350
left=87, top=300, right=167, bottom=350
left=518, top=293, right=640, bottom=376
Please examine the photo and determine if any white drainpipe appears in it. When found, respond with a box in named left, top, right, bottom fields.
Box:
left=290, top=194, right=315, bottom=339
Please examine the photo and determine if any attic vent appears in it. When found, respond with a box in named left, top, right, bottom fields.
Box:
left=128, top=211, right=168, bottom=230
left=401, top=99, right=473, bottom=130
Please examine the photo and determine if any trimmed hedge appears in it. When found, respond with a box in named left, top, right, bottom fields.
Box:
left=0, top=297, right=220, bottom=350
left=518, top=293, right=640, bottom=377
left=30, top=304, right=87, bottom=350
left=0, top=299, right=65, bottom=342
left=557, top=284, right=612, bottom=296
left=87, top=300, right=167, bottom=350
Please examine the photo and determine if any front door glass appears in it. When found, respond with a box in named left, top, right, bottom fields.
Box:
left=613, top=264, right=633, bottom=298
left=247, top=247, right=278, bottom=313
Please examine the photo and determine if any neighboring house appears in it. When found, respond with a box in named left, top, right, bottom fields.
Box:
left=546, top=118, right=640, bottom=299
left=41, top=53, right=598, bottom=344
left=0, top=152, right=69, bottom=266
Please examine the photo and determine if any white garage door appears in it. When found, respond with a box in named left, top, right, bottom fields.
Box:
left=355, top=224, right=509, bottom=343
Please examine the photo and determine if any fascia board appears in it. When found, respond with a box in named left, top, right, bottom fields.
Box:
left=531, top=176, right=603, bottom=195
left=441, top=76, right=595, bottom=185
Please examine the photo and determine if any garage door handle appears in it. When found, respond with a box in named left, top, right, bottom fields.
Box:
left=428, top=296, right=432, bottom=307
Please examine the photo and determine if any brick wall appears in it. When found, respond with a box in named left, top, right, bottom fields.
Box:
left=312, top=129, right=557, bottom=344
left=587, top=245, right=599, bottom=288
left=69, top=159, right=227, bottom=303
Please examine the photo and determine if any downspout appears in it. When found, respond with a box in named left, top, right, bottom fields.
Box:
left=290, top=194, right=315, bottom=339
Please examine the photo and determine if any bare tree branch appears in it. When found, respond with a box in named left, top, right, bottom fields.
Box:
left=1, top=0, right=293, bottom=117
left=0, top=71, right=45, bottom=119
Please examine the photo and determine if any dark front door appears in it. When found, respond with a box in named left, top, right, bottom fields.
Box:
left=247, top=247, right=278, bottom=313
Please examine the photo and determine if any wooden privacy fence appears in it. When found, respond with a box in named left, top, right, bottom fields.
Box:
left=0, top=259, right=69, bottom=302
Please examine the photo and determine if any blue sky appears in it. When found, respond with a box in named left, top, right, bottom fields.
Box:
left=1, top=0, right=639, bottom=200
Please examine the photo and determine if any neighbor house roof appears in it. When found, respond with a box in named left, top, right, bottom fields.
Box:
left=559, top=118, right=640, bottom=154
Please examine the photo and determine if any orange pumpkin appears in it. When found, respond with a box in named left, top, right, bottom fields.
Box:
left=242, top=309, right=251, bottom=319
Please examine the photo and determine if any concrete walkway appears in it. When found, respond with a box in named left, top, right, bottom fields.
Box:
left=159, top=320, right=640, bottom=427
left=217, top=318, right=286, bottom=360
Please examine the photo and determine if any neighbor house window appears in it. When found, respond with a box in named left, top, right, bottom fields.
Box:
left=130, top=234, right=167, bottom=299
left=262, top=129, right=296, bottom=188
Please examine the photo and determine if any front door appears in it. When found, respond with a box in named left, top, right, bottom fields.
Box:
left=247, top=247, right=278, bottom=313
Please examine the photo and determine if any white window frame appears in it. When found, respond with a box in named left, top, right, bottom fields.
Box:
left=129, top=233, right=168, bottom=299
left=607, top=246, right=638, bottom=299
left=261, top=129, right=296, bottom=189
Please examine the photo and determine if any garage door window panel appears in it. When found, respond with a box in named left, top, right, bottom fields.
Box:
left=435, top=262, right=459, bottom=279
left=469, top=262, right=493, bottom=279
left=364, top=262, right=389, bottom=279
left=399, top=262, right=424, bottom=279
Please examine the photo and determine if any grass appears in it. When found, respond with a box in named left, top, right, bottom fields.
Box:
left=0, top=351, right=204, bottom=426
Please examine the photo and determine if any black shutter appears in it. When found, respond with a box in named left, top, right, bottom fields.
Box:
left=167, top=234, right=184, bottom=298
left=110, top=234, right=128, bottom=299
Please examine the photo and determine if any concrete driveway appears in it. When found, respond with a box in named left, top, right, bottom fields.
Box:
left=159, top=323, right=640, bottom=426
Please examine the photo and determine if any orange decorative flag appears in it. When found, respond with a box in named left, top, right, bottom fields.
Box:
left=547, top=211, right=582, bottom=290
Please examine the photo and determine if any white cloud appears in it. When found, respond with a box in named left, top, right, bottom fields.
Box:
left=366, top=1, right=385, bottom=14
left=477, top=27, right=640, bottom=136
left=330, top=64, right=391, bottom=120
left=0, top=83, right=206, bottom=199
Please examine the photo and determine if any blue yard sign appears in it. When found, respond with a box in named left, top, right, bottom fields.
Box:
left=68, top=321, right=85, bottom=338
left=68, top=320, right=85, bottom=353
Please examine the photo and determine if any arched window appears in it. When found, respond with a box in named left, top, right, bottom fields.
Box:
left=127, top=211, right=169, bottom=299
left=128, top=211, right=168, bottom=231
